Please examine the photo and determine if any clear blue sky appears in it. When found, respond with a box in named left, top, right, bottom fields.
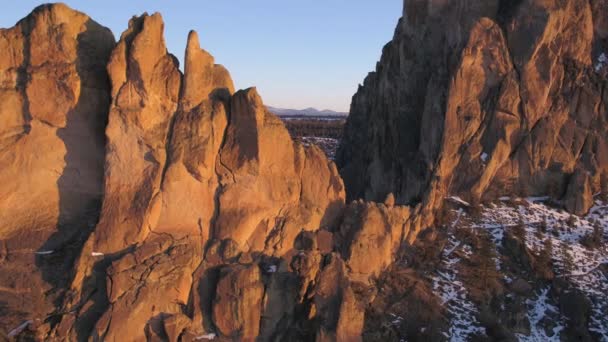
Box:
left=0, top=1, right=402, bottom=112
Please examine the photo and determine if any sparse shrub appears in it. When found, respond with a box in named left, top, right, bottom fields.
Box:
left=434, top=204, right=453, bottom=228
left=566, top=215, right=577, bottom=227
left=537, top=237, right=553, bottom=268
left=595, top=223, right=605, bottom=240
left=512, top=216, right=527, bottom=244
left=581, top=223, right=604, bottom=249
left=505, top=197, right=518, bottom=209
left=467, top=198, right=484, bottom=221
left=539, top=216, right=548, bottom=233
left=455, top=227, right=479, bottom=247
left=472, top=235, right=501, bottom=296
left=535, top=237, right=554, bottom=280
left=561, top=243, right=574, bottom=274
left=534, top=223, right=544, bottom=242
left=462, top=234, right=501, bottom=301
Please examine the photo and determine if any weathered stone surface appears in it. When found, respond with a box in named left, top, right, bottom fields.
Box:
left=3, top=2, right=607, bottom=341
left=338, top=0, right=608, bottom=223
left=313, top=254, right=365, bottom=342
left=214, top=87, right=345, bottom=255
left=212, top=264, right=264, bottom=341
left=90, top=13, right=181, bottom=254
left=18, top=9, right=346, bottom=341
left=0, top=3, right=114, bottom=331
left=96, top=238, right=198, bottom=341
left=55, top=14, right=235, bottom=342
left=155, top=30, right=233, bottom=243
left=337, top=201, right=411, bottom=283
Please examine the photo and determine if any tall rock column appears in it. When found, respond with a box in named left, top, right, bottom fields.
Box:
left=91, top=13, right=182, bottom=253
left=0, top=4, right=114, bottom=332
left=63, top=13, right=186, bottom=341
left=338, top=0, right=607, bottom=229
left=156, top=30, right=234, bottom=243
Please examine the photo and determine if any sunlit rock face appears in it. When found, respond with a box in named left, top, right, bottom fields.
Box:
left=53, top=9, right=347, bottom=340
left=0, top=1, right=607, bottom=341
left=338, top=0, right=608, bottom=225
left=0, top=4, right=352, bottom=340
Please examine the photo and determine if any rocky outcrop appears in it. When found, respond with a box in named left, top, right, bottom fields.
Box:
left=0, top=5, right=351, bottom=341
left=91, top=13, right=181, bottom=254
left=337, top=200, right=411, bottom=283
left=338, top=0, right=608, bottom=223
left=313, top=254, right=366, bottom=342
left=0, top=3, right=115, bottom=332
left=212, top=264, right=265, bottom=341
left=214, top=87, right=345, bottom=256
left=2, top=2, right=606, bottom=341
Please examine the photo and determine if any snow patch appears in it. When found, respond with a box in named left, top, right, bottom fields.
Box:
left=447, top=196, right=471, bottom=207
left=389, top=313, right=404, bottom=326
left=195, top=333, right=216, bottom=340
left=432, top=236, right=486, bottom=341
left=473, top=200, right=608, bottom=339
left=596, top=53, right=607, bottom=72
left=517, top=288, right=564, bottom=341
left=480, top=152, right=488, bottom=162
left=525, top=196, right=550, bottom=203
left=35, top=250, right=54, bottom=255
left=8, top=320, right=32, bottom=338
left=450, top=208, right=464, bottom=229
left=91, top=252, right=104, bottom=257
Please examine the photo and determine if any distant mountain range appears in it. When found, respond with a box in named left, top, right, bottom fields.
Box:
left=267, top=106, right=348, bottom=117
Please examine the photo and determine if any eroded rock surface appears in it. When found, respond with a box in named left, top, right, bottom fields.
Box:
left=215, top=87, right=345, bottom=256
left=338, top=0, right=608, bottom=222
left=1, top=1, right=606, bottom=341
left=0, top=5, right=351, bottom=341
left=49, top=10, right=345, bottom=340
left=0, top=3, right=114, bottom=332
left=337, top=201, right=411, bottom=283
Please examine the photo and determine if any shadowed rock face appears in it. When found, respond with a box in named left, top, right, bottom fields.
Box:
left=0, top=3, right=115, bottom=333
left=337, top=0, right=608, bottom=224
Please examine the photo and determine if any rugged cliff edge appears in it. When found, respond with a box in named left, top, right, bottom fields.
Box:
left=0, top=1, right=606, bottom=341
left=0, top=4, right=402, bottom=341
left=338, top=0, right=608, bottom=222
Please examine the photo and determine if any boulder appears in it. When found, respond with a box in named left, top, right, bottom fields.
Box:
left=212, top=264, right=265, bottom=341
left=337, top=202, right=411, bottom=283
left=313, top=254, right=365, bottom=342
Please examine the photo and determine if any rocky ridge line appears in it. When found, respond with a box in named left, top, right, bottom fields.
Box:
left=338, top=0, right=608, bottom=226
left=0, top=1, right=606, bottom=340
left=0, top=4, right=412, bottom=341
